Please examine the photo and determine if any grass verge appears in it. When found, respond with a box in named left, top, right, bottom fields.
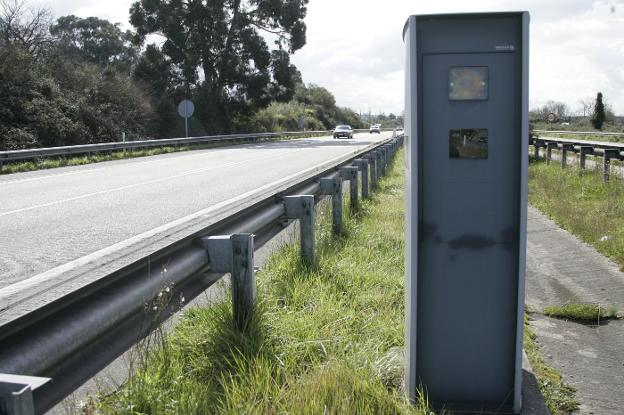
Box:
left=528, top=158, right=624, bottom=270
left=524, top=316, right=579, bottom=414
left=2, top=146, right=185, bottom=174
left=0, top=134, right=321, bottom=175
left=543, top=303, right=620, bottom=323
left=94, top=149, right=433, bottom=414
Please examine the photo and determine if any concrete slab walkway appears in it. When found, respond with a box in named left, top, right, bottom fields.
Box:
left=526, top=206, right=624, bottom=414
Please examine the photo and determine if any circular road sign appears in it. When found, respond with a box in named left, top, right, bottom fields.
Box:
left=547, top=112, right=556, bottom=123
left=177, top=99, right=195, bottom=118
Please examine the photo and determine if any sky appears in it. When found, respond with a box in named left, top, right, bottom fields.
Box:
left=41, top=0, right=624, bottom=115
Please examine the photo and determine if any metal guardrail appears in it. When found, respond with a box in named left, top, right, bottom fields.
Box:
left=533, top=129, right=624, bottom=137
left=0, top=135, right=404, bottom=414
left=0, top=129, right=390, bottom=167
left=530, top=134, right=624, bottom=181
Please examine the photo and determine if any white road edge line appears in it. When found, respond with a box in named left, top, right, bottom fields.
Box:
left=0, top=167, right=109, bottom=186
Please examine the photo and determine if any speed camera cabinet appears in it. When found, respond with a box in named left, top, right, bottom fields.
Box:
left=403, top=13, right=529, bottom=414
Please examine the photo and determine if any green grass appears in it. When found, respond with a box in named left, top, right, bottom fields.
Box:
left=0, top=134, right=323, bottom=175
left=529, top=158, right=624, bottom=270
left=543, top=303, right=620, bottom=323
left=93, top=149, right=434, bottom=414
left=524, top=316, right=579, bottom=414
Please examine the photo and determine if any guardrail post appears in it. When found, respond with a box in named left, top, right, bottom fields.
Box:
left=284, top=195, right=316, bottom=264
left=368, top=151, right=378, bottom=190
left=340, top=166, right=359, bottom=211
left=383, top=146, right=389, bottom=174
left=545, top=142, right=555, bottom=165
left=578, top=146, right=592, bottom=174
left=231, top=234, right=255, bottom=329
left=378, top=147, right=385, bottom=175
left=0, top=374, right=51, bottom=415
left=202, top=234, right=255, bottom=330
left=533, top=143, right=540, bottom=159
left=560, top=144, right=572, bottom=168
left=320, top=175, right=343, bottom=234
left=354, top=159, right=369, bottom=199
left=602, top=149, right=619, bottom=182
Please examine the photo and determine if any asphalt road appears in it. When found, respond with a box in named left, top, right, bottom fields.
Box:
left=0, top=132, right=390, bottom=292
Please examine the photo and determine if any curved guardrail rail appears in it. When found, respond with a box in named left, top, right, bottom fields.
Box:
left=530, top=134, right=624, bottom=181
left=0, top=135, right=404, bottom=415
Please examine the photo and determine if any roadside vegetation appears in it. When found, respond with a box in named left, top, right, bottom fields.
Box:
left=0, top=0, right=365, bottom=152
left=93, top=151, right=433, bottom=414
left=1, top=146, right=184, bottom=174
left=524, top=316, right=579, bottom=414
left=528, top=158, right=624, bottom=271
left=530, top=94, right=623, bottom=142
left=543, top=303, right=620, bottom=323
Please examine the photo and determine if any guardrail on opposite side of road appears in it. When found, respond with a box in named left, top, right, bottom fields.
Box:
left=530, top=134, right=624, bottom=182
left=532, top=129, right=624, bottom=137
left=0, top=135, right=404, bottom=415
left=0, top=129, right=395, bottom=169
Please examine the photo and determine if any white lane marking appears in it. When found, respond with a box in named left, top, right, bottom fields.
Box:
left=0, top=139, right=385, bottom=302
left=0, top=147, right=243, bottom=186
left=0, top=150, right=292, bottom=218
left=0, top=167, right=108, bottom=185
left=0, top=135, right=334, bottom=186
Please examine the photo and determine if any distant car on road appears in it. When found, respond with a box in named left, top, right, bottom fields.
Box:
left=393, top=127, right=404, bottom=138
left=369, top=124, right=381, bottom=134
left=333, top=125, right=354, bottom=139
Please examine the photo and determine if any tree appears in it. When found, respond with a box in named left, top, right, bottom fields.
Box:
left=0, top=0, right=52, bottom=58
left=578, top=97, right=593, bottom=117
left=50, top=15, right=139, bottom=70
left=129, top=0, right=308, bottom=133
left=0, top=44, right=88, bottom=149
left=590, top=92, right=606, bottom=130
left=134, top=44, right=177, bottom=96
left=132, top=44, right=181, bottom=138
left=535, top=100, right=569, bottom=122
left=267, top=49, right=302, bottom=102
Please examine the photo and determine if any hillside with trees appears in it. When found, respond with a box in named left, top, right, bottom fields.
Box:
left=0, top=0, right=363, bottom=151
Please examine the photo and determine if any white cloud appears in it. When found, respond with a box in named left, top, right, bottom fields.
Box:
left=41, top=0, right=624, bottom=114
left=42, top=0, right=132, bottom=25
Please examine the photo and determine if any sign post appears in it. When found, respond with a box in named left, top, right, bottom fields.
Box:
left=177, top=99, right=195, bottom=138
left=403, top=12, right=529, bottom=414
left=547, top=112, right=556, bottom=129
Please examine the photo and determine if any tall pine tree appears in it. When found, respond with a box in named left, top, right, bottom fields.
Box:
left=590, top=92, right=606, bottom=130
